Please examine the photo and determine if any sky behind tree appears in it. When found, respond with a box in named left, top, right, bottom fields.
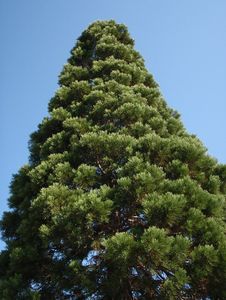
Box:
left=1, top=0, right=226, bottom=249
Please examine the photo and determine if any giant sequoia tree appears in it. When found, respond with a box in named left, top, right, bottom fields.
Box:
left=1, top=20, right=226, bottom=299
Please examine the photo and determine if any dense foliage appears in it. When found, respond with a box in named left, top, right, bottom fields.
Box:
left=1, top=20, right=226, bottom=299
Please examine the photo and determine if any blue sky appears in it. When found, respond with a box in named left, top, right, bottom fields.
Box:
left=1, top=0, right=226, bottom=249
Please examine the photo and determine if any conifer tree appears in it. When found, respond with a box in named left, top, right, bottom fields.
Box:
left=1, top=20, right=226, bottom=299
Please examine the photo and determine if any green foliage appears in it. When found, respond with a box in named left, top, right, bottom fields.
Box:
left=1, top=20, right=225, bottom=299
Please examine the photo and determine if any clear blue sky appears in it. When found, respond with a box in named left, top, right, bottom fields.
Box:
left=1, top=0, right=226, bottom=249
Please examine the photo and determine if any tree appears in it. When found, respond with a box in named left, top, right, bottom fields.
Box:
left=0, top=20, right=226, bottom=300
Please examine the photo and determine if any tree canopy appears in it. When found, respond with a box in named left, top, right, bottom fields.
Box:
left=1, top=20, right=226, bottom=299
